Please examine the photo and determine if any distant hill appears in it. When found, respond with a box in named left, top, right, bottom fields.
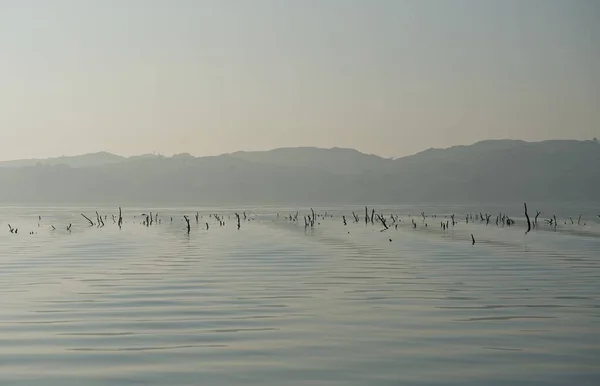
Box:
left=0, top=139, right=598, bottom=204
left=229, top=147, right=394, bottom=175
left=0, top=152, right=125, bottom=168
left=383, top=139, right=600, bottom=203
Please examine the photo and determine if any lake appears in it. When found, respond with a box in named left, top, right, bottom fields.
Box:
left=1, top=205, right=599, bottom=385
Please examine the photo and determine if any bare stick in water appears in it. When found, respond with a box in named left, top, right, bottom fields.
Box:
left=81, top=213, right=94, bottom=226
left=377, top=214, right=388, bottom=231
left=183, top=216, right=190, bottom=233
left=524, top=203, right=531, bottom=234
left=534, top=211, right=541, bottom=227
left=471, top=234, right=475, bottom=245
left=96, top=211, right=104, bottom=227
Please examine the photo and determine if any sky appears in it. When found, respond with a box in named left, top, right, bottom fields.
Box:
left=0, top=0, right=598, bottom=160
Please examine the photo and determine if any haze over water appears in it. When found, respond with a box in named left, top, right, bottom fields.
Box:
left=1, top=205, right=599, bottom=385
left=2, top=0, right=599, bottom=384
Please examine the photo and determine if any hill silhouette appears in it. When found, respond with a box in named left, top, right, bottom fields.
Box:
left=0, top=139, right=598, bottom=204
left=0, top=152, right=125, bottom=169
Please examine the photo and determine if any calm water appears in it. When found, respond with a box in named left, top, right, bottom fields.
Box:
left=1, top=205, right=599, bottom=385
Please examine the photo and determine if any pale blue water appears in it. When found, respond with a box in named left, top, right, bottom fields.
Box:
left=1, top=205, right=599, bottom=385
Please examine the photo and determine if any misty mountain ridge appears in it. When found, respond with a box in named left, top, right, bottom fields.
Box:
left=0, top=146, right=390, bottom=172
left=0, top=139, right=598, bottom=204
left=0, top=151, right=126, bottom=169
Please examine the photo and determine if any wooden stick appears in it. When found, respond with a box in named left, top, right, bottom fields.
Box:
left=377, top=214, right=388, bottom=231
left=524, top=203, right=531, bottom=234
left=183, top=215, right=190, bottom=233
left=81, top=213, right=94, bottom=226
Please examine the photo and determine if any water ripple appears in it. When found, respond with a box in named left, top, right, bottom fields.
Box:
left=1, top=205, right=599, bottom=385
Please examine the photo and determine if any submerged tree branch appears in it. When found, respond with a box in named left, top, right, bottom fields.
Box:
left=524, top=203, right=531, bottom=234
left=81, top=213, right=94, bottom=226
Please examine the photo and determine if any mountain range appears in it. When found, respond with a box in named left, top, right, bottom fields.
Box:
left=0, top=139, right=598, bottom=204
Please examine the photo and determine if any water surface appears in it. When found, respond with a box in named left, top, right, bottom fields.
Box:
left=1, top=205, right=599, bottom=385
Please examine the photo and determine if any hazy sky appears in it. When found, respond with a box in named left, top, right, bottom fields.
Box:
left=0, top=0, right=598, bottom=160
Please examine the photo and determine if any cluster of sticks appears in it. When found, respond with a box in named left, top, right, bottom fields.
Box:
left=284, top=204, right=598, bottom=247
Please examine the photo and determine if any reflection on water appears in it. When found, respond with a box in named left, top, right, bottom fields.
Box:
left=1, top=205, right=599, bottom=385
